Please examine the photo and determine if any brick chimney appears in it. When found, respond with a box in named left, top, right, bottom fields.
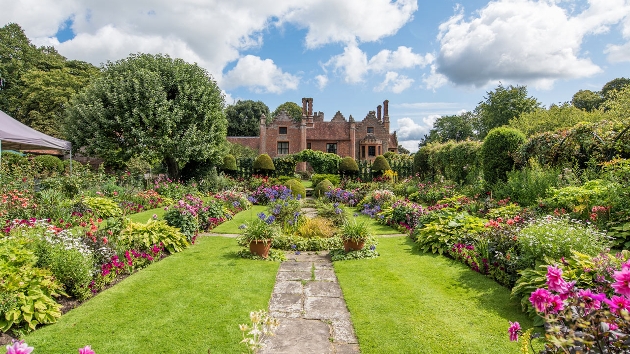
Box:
left=383, top=100, right=390, bottom=132
left=377, top=105, right=382, bottom=121
left=259, top=113, right=267, bottom=154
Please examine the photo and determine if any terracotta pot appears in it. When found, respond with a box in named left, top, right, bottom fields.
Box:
left=249, top=239, right=272, bottom=258
left=343, top=239, right=365, bottom=252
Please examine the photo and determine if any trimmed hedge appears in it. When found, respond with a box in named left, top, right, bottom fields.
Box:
left=339, top=156, right=359, bottom=175
left=313, top=179, right=334, bottom=198
left=481, top=127, right=526, bottom=186
left=372, top=155, right=390, bottom=173
left=253, top=154, right=275, bottom=175
left=284, top=178, right=306, bottom=198
left=222, top=154, right=237, bottom=171
left=312, top=173, right=340, bottom=187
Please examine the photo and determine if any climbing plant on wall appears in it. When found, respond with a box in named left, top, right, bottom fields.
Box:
left=294, top=150, right=340, bottom=174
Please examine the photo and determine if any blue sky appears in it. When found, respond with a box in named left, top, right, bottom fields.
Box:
left=3, top=0, right=630, bottom=152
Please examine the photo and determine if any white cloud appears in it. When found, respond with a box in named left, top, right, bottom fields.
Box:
left=281, top=0, right=417, bottom=48
left=374, top=71, right=414, bottom=93
left=368, top=47, right=433, bottom=73
left=315, top=75, right=328, bottom=90
left=435, top=0, right=630, bottom=88
left=605, top=41, right=630, bottom=62
left=395, top=116, right=439, bottom=141
left=222, top=55, right=299, bottom=94
left=325, top=43, right=369, bottom=83
left=398, top=139, right=421, bottom=153
left=423, top=64, right=449, bottom=90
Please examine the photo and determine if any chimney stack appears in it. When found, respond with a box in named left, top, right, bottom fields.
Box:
left=377, top=105, right=382, bottom=121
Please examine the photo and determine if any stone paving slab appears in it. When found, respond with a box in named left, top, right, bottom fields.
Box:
left=276, top=270, right=312, bottom=281
left=334, top=343, right=361, bottom=353
left=331, top=318, right=358, bottom=344
left=269, top=293, right=303, bottom=313
left=305, top=281, right=342, bottom=297
left=285, top=251, right=331, bottom=262
left=279, top=261, right=314, bottom=272
left=259, top=318, right=333, bottom=354
left=304, top=297, right=351, bottom=320
left=315, top=269, right=337, bottom=281
left=273, top=280, right=303, bottom=294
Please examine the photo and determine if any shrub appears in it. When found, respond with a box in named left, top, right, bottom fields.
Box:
left=283, top=179, right=306, bottom=198
left=268, top=198, right=301, bottom=225
left=273, top=155, right=298, bottom=177
left=296, top=217, right=336, bottom=238
left=316, top=200, right=348, bottom=226
left=371, top=155, right=391, bottom=174
left=413, top=208, right=487, bottom=255
left=338, top=157, right=359, bottom=176
left=517, top=216, right=611, bottom=268
left=312, top=173, right=340, bottom=187
left=81, top=196, right=123, bottom=219
left=480, top=127, right=526, bottom=186
left=33, top=155, right=64, bottom=176
left=492, top=162, right=561, bottom=207
left=34, top=241, right=94, bottom=301
left=313, top=179, right=334, bottom=198
left=253, top=154, right=275, bottom=175
left=117, top=219, right=190, bottom=254
left=294, top=149, right=340, bottom=174
left=1, top=151, right=29, bottom=174
left=222, top=154, right=237, bottom=171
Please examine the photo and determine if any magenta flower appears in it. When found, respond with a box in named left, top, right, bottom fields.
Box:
left=613, top=268, right=630, bottom=297
left=508, top=321, right=521, bottom=341
left=530, top=288, right=552, bottom=312
left=546, top=266, right=571, bottom=294
left=547, top=294, right=565, bottom=313
left=78, top=345, right=95, bottom=354
left=578, top=289, right=606, bottom=311
left=605, top=295, right=630, bottom=315
left=6, top=340, right=34, bottom=354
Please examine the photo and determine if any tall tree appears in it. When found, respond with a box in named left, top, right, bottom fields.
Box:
left=0, top=23, right=98, bottom=138
left=225, top=100, right=269, bottom=136
left=571, top=89, right=603, bottom=112
left=270, top=101, right=302, bottom=124
left=601, top=77, right=630, bottom=99
left=509, top=103, right=605, bottom=136
left=475, top=84, right=540, bottom=138
left=65, top=53, right=227, bottom=179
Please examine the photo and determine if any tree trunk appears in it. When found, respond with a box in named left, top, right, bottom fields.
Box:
left=164, top=157, right=180, bottom=180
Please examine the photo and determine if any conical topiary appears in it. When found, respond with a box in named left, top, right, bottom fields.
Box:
left=371, top=155, right=390, bottom=173
left=222, top=154, right=237, bottom=172
left=338, top=156, right=359, bottom=176
left=253, top=154, right=275, bottom=175
left=313, top=179, right=334, bottom=198
left=284, top=178, right=306, bottom=199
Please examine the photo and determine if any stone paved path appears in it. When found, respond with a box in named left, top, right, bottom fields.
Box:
left=260, top=251, right=360, bottom=354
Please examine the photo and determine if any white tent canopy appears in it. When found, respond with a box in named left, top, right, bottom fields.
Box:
left=0, top=110, right=71, bottom=151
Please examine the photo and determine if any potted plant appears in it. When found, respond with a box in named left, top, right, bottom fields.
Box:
left=240, top=212, right=279, bottom=258
left=340, top=218, right=372, bottom=252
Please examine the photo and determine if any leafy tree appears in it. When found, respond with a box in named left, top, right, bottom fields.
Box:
left=0, top=23, right=98, bottom=138
left=270, top=101, right=302, bottom=124
left=475, top=84, right=540, bottom=138
left=480, top=127, right=526, bottom=186
left=508, top=103, right=605, bottom=136
left=225, top=100, right=269, bottom=136
left=602, top=85, right=630, bottom=122
left=65, top=53, right=227, bottom=179
left=397, top=145, right=410, bottom=154
left=425, top=111, right=477, bottom=145
left=601, top=77, right=630, bottom=99
left=571, top=89, right=603, bottom=112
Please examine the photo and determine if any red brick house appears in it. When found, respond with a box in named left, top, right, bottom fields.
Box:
left=227, top=98, right=398, bottom=162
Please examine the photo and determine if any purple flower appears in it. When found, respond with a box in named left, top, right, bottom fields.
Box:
left=257, top=212, right=266, bottom=220
left=508, top=321, right=520, bottom=342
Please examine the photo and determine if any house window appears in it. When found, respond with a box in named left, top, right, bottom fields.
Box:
left=326, top=143, right=337, bottom=154
left=368, top=146, right=376, bottom=157
left=279, top=127, right=287, bottom=134
left=277, top=142, right=289, bottom=155
left=362, top=146, right=366, bottom=158
left=367, top=127, right=374, bottom=134
left=307, top=143, right=311, bottom=149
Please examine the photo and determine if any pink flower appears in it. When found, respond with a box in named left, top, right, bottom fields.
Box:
left=578, top=289, right=606, bottom=311
left=530, top=288, right=552, bottom=313
left=6, top=340, right=34, bottom=354
left=546, top=266, right=571, bottom=294
left=606, top=295, right=630, bottom=315
left=79, top=345, right=95, bottom=354
left=508, top=321, right=521, bottom=341
left=612, top=268, right=630, bottom=297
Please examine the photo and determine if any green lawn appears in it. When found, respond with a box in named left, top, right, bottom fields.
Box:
left=126, top=206, right=166, bottom=223
left=343, top=206, right=402, bottom=235
left=210, top=205, right=268, bottom=234
left=335, top=236, right=535, bottom=353
left=25, top=237, right=279, bottom=353
left=301, top=180, right=313, bottom=188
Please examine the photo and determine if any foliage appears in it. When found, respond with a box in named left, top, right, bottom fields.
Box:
left=517, top=217, right=611, bottom=268
left=339, top=156, right=359, bottom=175
left=238, top=213, right=280, bottom=243
left=295, top=217, right=336, bottom=238
left=225, top=100, right=269, bottom=136
left=571, top=89, right=603, bottom=112
left=253, top=154, right=275, bottom=174
left=81, top=196, right=123, bottom=219
left=378, top=199, right=427, bottom=231
left=249, top=185, right=292, bottom=205
left=481, top=127, right=526, bottom=186
left=270, top=101, right=302, bottom=124
left=294, top=149, right=340, bottom=174
left=221, top=154, right=237, bottom=172
left=414, top=140, right=482, bottom=183
left=542, top=179, right=619, bottom=221
left=475, top=83, right=541, bottom=138
left=0, top=237, right=64, bottom=333
left=492, top=162, right=562, bottom=207
left=0, top=23, right=99, bottom=138
left=271, top=235, right=343, bottom=251
left=315, top=200, right=348, bottom=226
left=32, top=155, right=64, bottom=177
left=64, top=53, right=227, bottom=179
left=413, top=208, right=487, bottom=255
left=340, top=218, right=372, bottom=243
left=419, top=111, right=477, bottom=146
left=313, top=179, right=334, bottom=198
left=330, top=248, right=379, bottom=261
left=283, top=179, right=305, bottom=199
left=267, top=197, right=301, bottom=225
left=601, top=77, right=630, bottom=99
left=311, top=173, right=340, bottom=187
left=117, top=219, right=190, bottom=254
left=238, top=309, right=280, bottom=354
left=371, top=155, right=391, bottom=173
left=236, top=248, right=286, bottom=262
left=407, top=181, right=457, bottom=205
left=272, top=154, right=297, bottom=176
left=509, top=103, right=605, bottom=137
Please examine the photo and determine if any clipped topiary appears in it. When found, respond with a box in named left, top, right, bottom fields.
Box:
left=480, top=127, right=526, bottom=186
left=284, top=178, right=306, bottom=198
left=33, top=155, right=64, bottom=176
left=222, top=154, right=237, bottom=171
left=371, top=155, right=391, bottom=174
left=338, top=156, right=359, bottom=176
left=313, top=179, right=334, bottom=198
left=253, top=154, right=275, bottom=175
